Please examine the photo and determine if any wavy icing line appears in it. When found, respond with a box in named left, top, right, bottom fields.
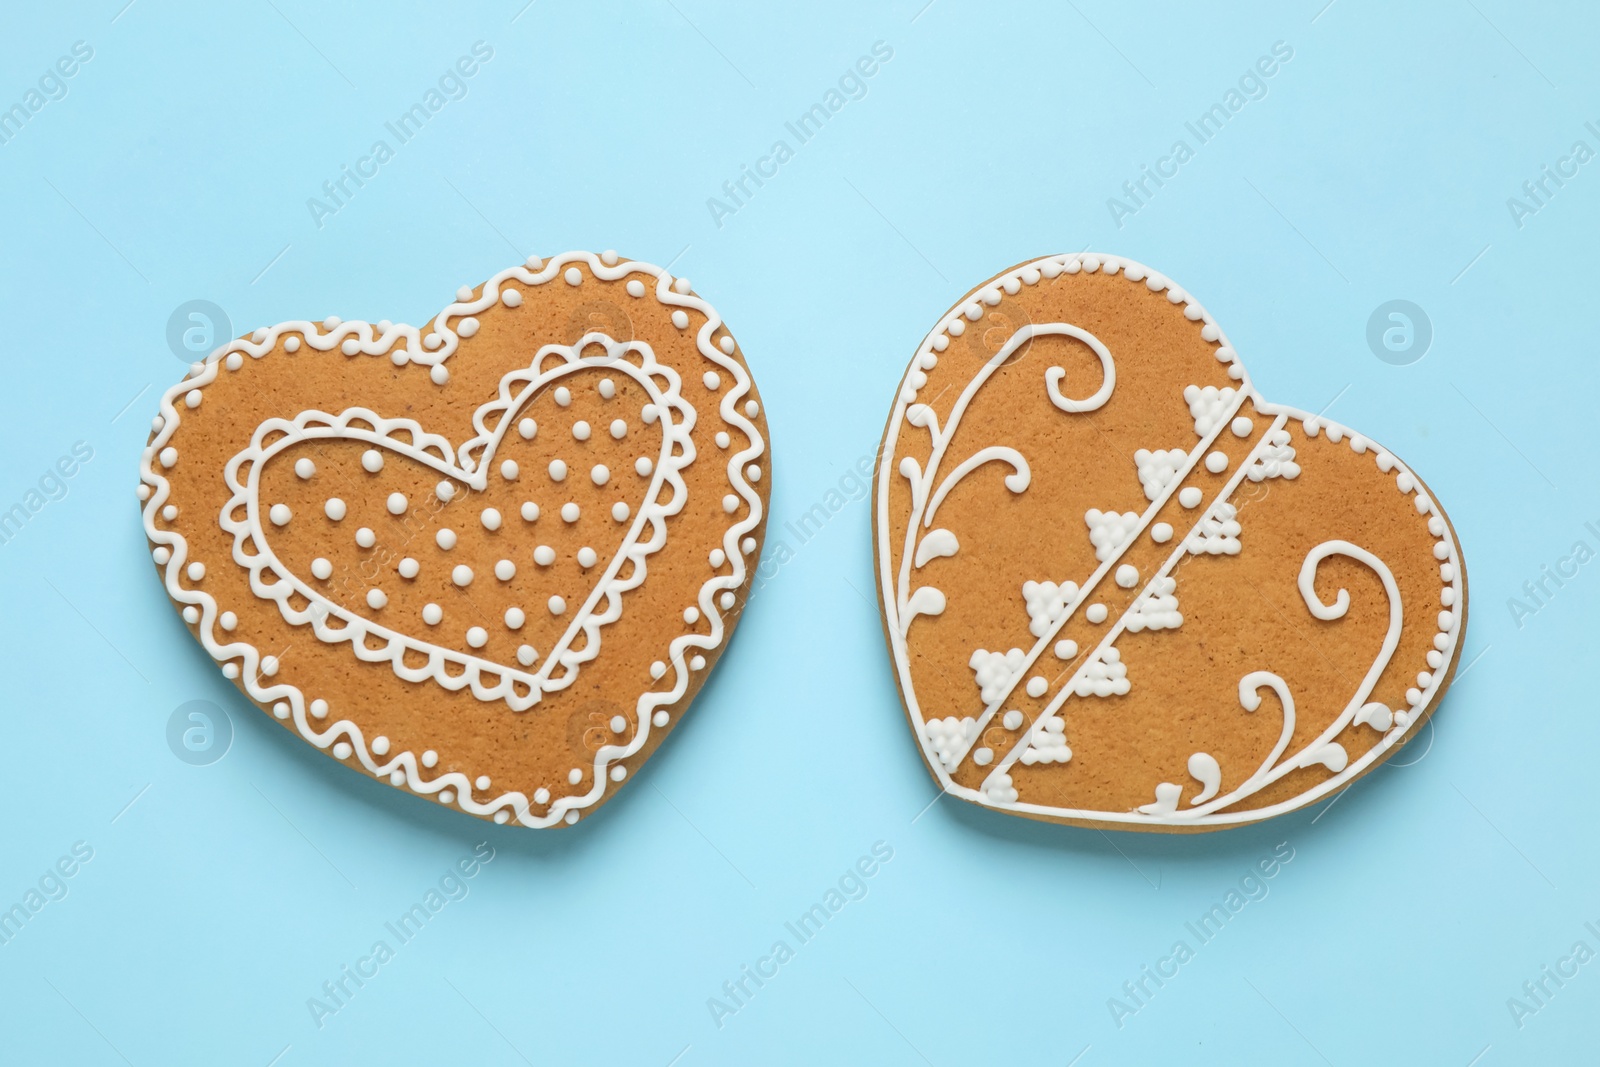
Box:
left=875, top=252, right=1465, bottom=826
left=139, top=251, right=766, bottom=828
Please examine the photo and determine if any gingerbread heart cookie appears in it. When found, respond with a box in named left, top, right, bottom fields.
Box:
left=873, top=254, right=1465, bottom=831
left=141, top=252, right=769, bottom=827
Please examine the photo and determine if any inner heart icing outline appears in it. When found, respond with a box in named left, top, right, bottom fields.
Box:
left=140, top=253, right=766, bottom=828
left=874, top=252, right=1466, bottom=829
left=222, top=334, right=692, bottom=710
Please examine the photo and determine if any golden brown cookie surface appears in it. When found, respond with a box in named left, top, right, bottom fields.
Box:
left=873, top=253, right=1465, bottom=831
left=141, top=252, right=769, bottom=828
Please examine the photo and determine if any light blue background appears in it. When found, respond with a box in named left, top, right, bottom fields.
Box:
left=0, top=1, right=1594, bottom=1063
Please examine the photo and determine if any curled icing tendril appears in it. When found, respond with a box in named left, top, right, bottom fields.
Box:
left=894, top=322, right=1112, bottom=636
left=1140, top=541, right=1403, bottom=820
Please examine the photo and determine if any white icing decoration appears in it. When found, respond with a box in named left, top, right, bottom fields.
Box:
left=138, top=253, right=767, bottom=829
left=1134, top=448, right=1187, bottom=502
left=969, top=647, right=1026, bottom=704
left=1124, top=575, right=1181, bottom=632
left=1184, top=502, right=1242, bottom=555
left=1085, top=509, right=1141, bottom=562
left=1021, top=580, right=1079, bottom=638
left=874, top=254, right=1463, bottom=828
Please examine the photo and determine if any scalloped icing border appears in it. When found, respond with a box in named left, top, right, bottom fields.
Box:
left=874, top=251, right=1466, bottom=827
left=140, top=252, right=766, bottom=828
left=219, top=335, right=694, bottom=710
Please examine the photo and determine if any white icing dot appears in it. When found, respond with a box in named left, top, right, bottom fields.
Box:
left=548, top=595, right=566, bottom=615
left=1026, top=676, right=1048, bottom=698
left=650, top=661, right=667, bottom=680
left=1086, top=603, right=1108, bottom=624
left=611, top=502, right=630, bottom=522
left=1179, top=487, right=1203, bottom=509
left=599, top=378, right=616, bottom=399
left=611, top=766, right=627, bottom=782
left=185, top=389, right=202, bottom=409
left=1205, top=451, right=1229, bottom=474
left=684, top=606, right=700, bottom=624
left=226, top=353, right=243, bottom=371
left=641, top=403, right=658, bottom=424
left=518, top=418, right=537, bottom=439
left=746, top=464, right=762, bottom=482
left=420, top=748, right=437, bottom=768
left=160, top=447, right=179, bottom=468
left=561, top=502, right=580, bottom=522
left=1055, top=639, right=1078, bottom=659
left=710, top=549, right=726, bottom=568
left=422, top=603, right=442, bottom=625
left=577, top=547, right=598, bottom=568
left=741, top=536, right=756, bottom=554
left=481, top=507, right=502, bottom=531
left=534, top=545, right=555, bottom=566
left=745, top=400, right=760, bottom=418
left=386, top=492, right=407, bottom=515
left=295, top=458, right=316, bottom=479
left=438, top=789, right=455, bottom=804
left=398, top=557, right=419, bottom=579
left=219, top=611, right=237, bottom=631
left=703, top=371, right=722, bottom=390
left=1003, top=710, right=1025, bottom=730
left=549, top=460, right=568, bottom=481
left=573, top=420, right=591, bottom=441
left=430, top=364, right=449, bottom=385
left=310, top=699, right=329, bottom=718
left=467, top=626, right=488, bottom=648
left=505, top=607, right=525, bottom=629
left=653, top=710, right=669, bottom=727
left=501, top=288, right=522, bottom=307
left=715, top=432, right=730, bottom=449
left=436, top=481, right=456, bottom=502
left=311, top=558, right=333, bottom=580
left=361, top=449, right=384, bottom=473
left=182, top=606, right=199, bottom=624
left=273, top=701, right=289, bottom=719
left=495, top=559, right=516, bottom=581
left=722, top=494, right=739, bottom=514
left=1231, top=416, right=1255, bottom=438
left=554, top=386, right=572, bottom=407
left=356, top=527, right=376, bottom=548
left=517, top=645, right=537, bottom=666
left=187, top=562, right=206, bottom=581
left=436, top=529, right=456, bottom=550
left=452, top=564, right=474, bottom=587
left=690, top=655, right=706, bottom=671
left=222, top=663, right=240, bottom=679
left=475, top=775, right=491, bottom=791
left=1152, top=522, right=1174, bottom=544
left=591, top=464, right=610, bottom=486
left=610, top=419, right=627, bottom=439
left=521, top=502, right=540, bottom=522
left=672, top=310, right=690, bottom=329
left=564, top=267, right=582, bottom=285
left=367, top=588, right=388, bottom=609
left=152, top=546, right=171, bottom=565
left=720, top=336, right=736, bottom=354
left=626, top=279, right=646, bottom=298
left=138, top=483, right=153, bottom=501
left=284, top=336, right=302, bottom=353
left=568, top=768, right=583, bottom=785
left=269, top=503, right=292, bottom=526
left=1115, top=564, right=1139, bottom=588
left=325, top=498, right=347, bottom=521
left=720, top=591, right=735, bottom=610
left=260, top=655, right=278, bottom=676
left=636, top=457, right=654, bottom=476
left=501, top=460, right=519, bottom=481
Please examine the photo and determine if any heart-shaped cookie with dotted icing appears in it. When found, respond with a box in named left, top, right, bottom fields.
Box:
left=141, top=252, right=769, bottom=828
left=873, top=254, right=1466, bottom=832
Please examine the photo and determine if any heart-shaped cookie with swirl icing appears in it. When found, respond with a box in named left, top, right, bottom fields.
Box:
left=874, top=254, right=1466, bottom=832
left=141, top=252, right=769, bottom=828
